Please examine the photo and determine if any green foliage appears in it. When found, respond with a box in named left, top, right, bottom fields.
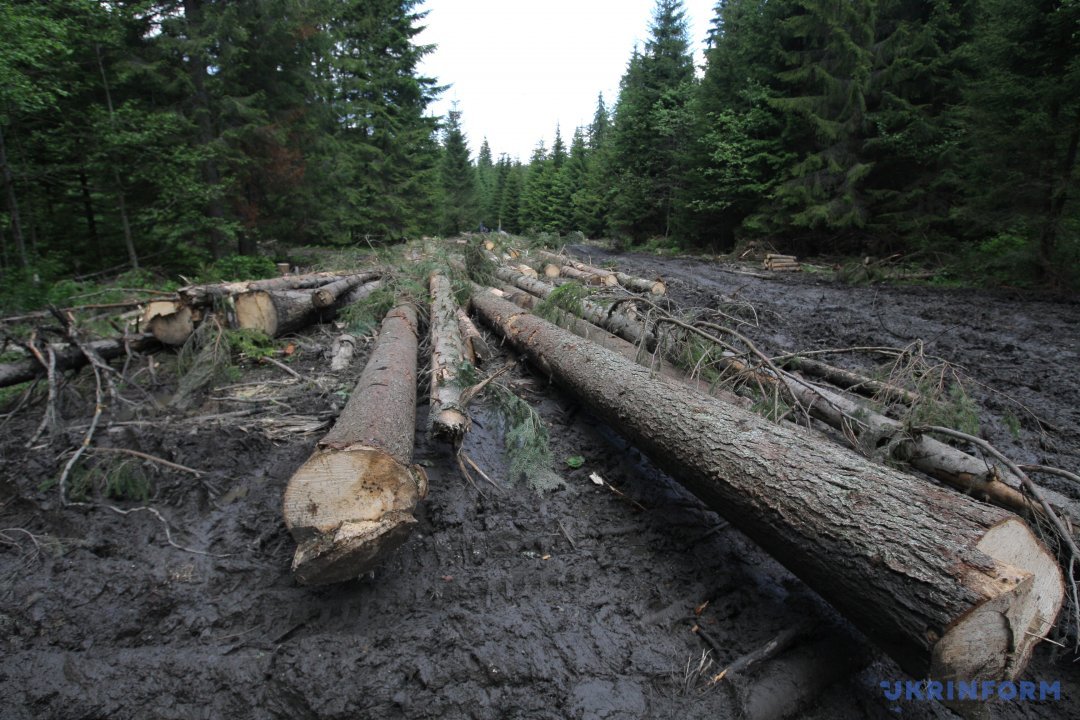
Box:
left=908, top=383, right=981, bottom=437
left=225, top=329, right=275, bottom=360
left=201, top=255, right=279, bottom=283
left=481, top=379, right=563, bottom=493
left=534, top=282, right=589, bottom=326
left=338, top=288, right=397, bottom=336
left=565, top=455, right=585, bottom=469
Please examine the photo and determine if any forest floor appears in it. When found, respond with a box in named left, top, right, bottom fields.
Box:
left=1, top=245, right=1078, bottom=719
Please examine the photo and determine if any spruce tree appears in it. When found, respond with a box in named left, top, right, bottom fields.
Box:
left=439, top=107, right=478, bottom=235
left=608, top=0, right=696, bottom=243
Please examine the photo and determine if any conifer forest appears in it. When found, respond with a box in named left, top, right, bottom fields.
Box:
left=1, top=1, right=1079, bottom=719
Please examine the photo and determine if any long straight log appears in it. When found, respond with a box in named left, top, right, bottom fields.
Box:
left=778, top=354, right=920, bottom=405
left=540, top=286, right=1079, bottom=522
left=178, top=270, right=353, bottom=306
left=312, top=271, right=381, bottom=308
left=456, top=307, right=490, bottom=365
left=469, top=289, right=1063, bottom=682
left=0, top=333, right=158, bottom=388
left=428, top=274, right=469, bottom=441
left=493, top=264, right=655, bottom=348
left=282, top=301, right=425, bottom=585
left=536, top=249, right=665, bottom=294
left=535, top=249, right=618, bottom=286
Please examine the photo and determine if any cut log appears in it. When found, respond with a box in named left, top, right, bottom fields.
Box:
left=557, top=264, right=607, bottom=286
left=141, top=300, right=196, bottom=346
left=234, top=279, right=380, bottom=338
left=493, top=264, right=655, bottom=349
left=469, top=289, right=1063, bottom=682
left=777, top=355, right=920, bottom=405
left=543, top=263, right=562, bottom=279
left=178, top=270, right=354, bottom=306
left=312, top=271, right=381, bottom=309
left=428, top=274, right=469, bottom=441
left=513, top=263, right=539, bottom=279
left=329, top=334, right=357, bottom=372
left=537, top=249, right=664, bottom=294
left=0, top=334, right=158, bottom=388
left=492, top=283, right=749, bottom=409
left=535, top=250, right=617, bottom=286
left=283, top=301, right=425, bottom=585
left=614, top=271, right=666, bottom=296
left=456, top=307, right=490, bottom=366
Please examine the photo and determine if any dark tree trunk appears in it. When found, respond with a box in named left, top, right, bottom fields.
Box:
left=78, top=166, right=99, bottom=247
left=182, top=0, right=228, bottom=259
left=0, top=123, right=27, bottom=268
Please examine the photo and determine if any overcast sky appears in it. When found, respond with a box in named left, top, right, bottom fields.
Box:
left=415, top=0, right=718, bottom=162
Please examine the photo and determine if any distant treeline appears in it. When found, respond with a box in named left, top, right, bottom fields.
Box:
left=466, top=0, right=1078, bottom=286
left=1, top=0, right=1076, bottom=289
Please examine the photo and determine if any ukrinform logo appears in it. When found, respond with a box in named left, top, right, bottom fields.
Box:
left=880, top=680, right=1061, bottom=702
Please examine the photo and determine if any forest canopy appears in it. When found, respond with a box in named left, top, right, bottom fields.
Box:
left=1, top=0, right=1077, bottom=296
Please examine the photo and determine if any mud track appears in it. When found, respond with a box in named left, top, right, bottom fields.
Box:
left=1, top=250, right=1078, bottom=719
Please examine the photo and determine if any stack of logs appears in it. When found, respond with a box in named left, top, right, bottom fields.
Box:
left=764, top=254, right=799, bottom=272
left=143, top=270, right=382, bottom=345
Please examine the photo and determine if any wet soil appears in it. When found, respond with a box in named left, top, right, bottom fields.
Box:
left=2, top=251, right=1079, bottom=719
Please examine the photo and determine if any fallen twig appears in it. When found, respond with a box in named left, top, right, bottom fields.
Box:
left=105, top=505, right=230, bottom=557
left=87, top=446, right=205, bottom=476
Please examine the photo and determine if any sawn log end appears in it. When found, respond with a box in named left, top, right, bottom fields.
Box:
left=283, top=445, right=426, bottom=586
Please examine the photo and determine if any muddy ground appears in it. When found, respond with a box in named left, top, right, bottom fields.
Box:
left=1, top=248, right=1078, bottom=719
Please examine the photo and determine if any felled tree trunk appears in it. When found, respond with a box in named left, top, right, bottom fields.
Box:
left=282, top=301, right=425, bottom=585
left=177, top=270, right=355, bottom=306
left=0, top=334, right=158, bottom=388
left=312, top=272, right=381, bottom=309
left=469, top=289, right=1063, bottom=682
left=493, top=265, right=655, bottom=348
left=141, top=301, right=196, bottom=346
left=428, top=273, right=469, bottom=441
left=778, top=354, right=920, bottom=406
left=235, top=279, right=380, bottom=338
left=456, top=307, right=490, bottom=366
left=536, top=249, right=664, bottom=294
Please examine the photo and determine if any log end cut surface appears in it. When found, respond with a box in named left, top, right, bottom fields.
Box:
left=933, top=517, right=1064, bottom=681
left=283, top=445, right=426, bottom=586
left=234, top=290, right=278, bottom=337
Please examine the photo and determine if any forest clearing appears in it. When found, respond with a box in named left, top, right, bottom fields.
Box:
left=0, top=236, right=1077, bottom=719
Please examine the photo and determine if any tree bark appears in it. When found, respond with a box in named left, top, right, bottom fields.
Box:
left=493, top=264, right=655, bottom=348
left=0, top=334, right=158, bottom=388
left=177, top=270, right=361, bottom=306
left=536, top=249, right=665, bottom=294
left=283, top=301, right=424, bottom=585
left=777, top=355, right=920, bottom=405
left=456, top=307, right=490, bottom=365
left=469, top=288, right=1063, bottom=682
left=0, top=123, right=27, bottom=268
left=312, top=273, right=379, bottom=309
left=234, top=288, right=325, bottom=338
left=428, top=273, right=469, bottom=441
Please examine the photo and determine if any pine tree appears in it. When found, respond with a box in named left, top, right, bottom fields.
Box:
left=764, top=0, right=878, bottom=246
left=476, top=138, right=496, bottom=229
left=608, top=0, right=696, bottom=243
left=439, top=107, right=478, bottom=235
left=500, top=161, right=524, bottom=233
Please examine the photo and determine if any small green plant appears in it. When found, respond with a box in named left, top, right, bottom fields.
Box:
left=565, top=455, right=585, bottom=469
left=1003, top=411, right=1022, bottom=441
left=225, top=328, right=275, bottom=360
left=201, top=254, right=278, bottom=282
left=534, top=282, right=589, bottom=327
left=338, top=287, right=397, bottom=335
left=482, top=380, right=563, bottom=493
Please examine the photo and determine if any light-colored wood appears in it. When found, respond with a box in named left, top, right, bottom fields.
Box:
left=428, top=274, right=469, bottom=441
left=469, top=289, right=1063, bottom=682
left=312, top=272, right=380, bottom=308
left=276, top=262, right=291, bottom=275
left=614, top=272, right=666, bottom=296
left=141, top=300, right=195, bottom=346
left=513, top=263, right=538, bottom=279
left=456, top=307, right=490, bottom=366
left=283, top=301, right=423, bottom=585
left=543, top=263, right=562, bottom=279
left=329, top=334, right=357, bottom=372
